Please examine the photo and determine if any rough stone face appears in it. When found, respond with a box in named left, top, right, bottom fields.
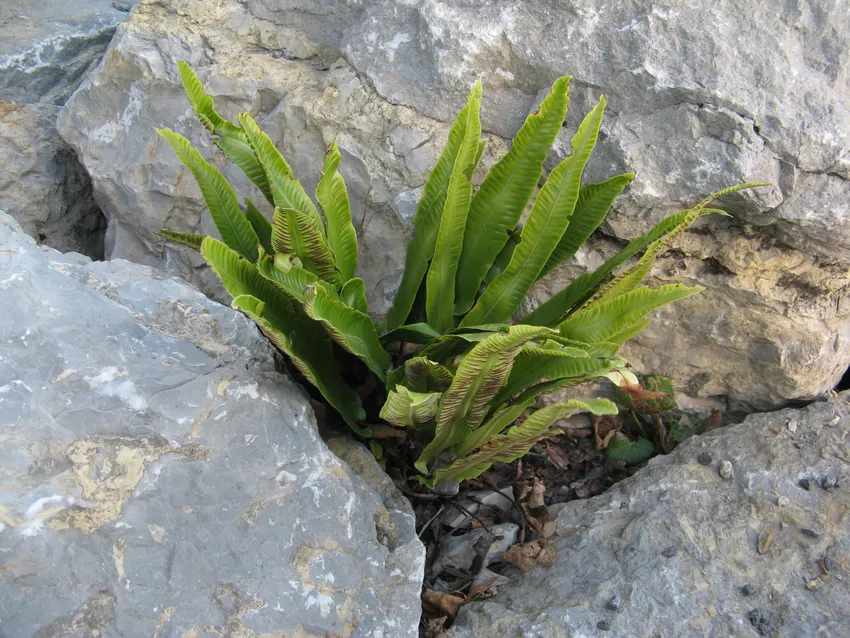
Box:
left=0, top=212, right=423, bottom=636
left=57, top=0, right=850, bottom=412
left=0, top=0, right=139, bottom=257
left=0, top=102, right=105, bottom=257
left=451, top=393, right=850, bottom=637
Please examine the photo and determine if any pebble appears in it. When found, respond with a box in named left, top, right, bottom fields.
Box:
left=821, top=475, right=839, bottom=491
left=606, top=596, right=621, bottom=611
left=786, top=419, right=798, bottom=433
left=800, top=528, right=820, bottom=538
left=719, top=460, right=734, bottom=480
left=798, top=478, right=812, bottom=490
left=661, top=545, right=678, bottom=558
left=822, top=555, right=837, bottom=572
left=741, top=584, right=756, bottom=596
left=697, top=452, right=713, bottom=466
left=777, top=495, right=790, bottom=507
left=597, top=619, right=611, bottom=631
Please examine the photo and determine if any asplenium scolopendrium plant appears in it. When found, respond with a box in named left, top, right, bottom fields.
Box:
left=158, top=62, right=765, bottom=488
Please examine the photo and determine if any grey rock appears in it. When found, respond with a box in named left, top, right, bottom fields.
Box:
left=0, top=0, right=138, bottom=257
left=0, top=103, right=105, bottom=258
left=450, top=394, right=850, bottom=637
left=56, top=0, right=850, bottom=412
left=0, top=0, right=137, bottom=105
left=0, top=213, right=423, bottom=636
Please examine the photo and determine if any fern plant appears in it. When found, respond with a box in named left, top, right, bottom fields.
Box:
left=158, top=62, right=764, bottom=488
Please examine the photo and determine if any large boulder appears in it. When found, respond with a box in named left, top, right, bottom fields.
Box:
left=0, top=212, right=423, bottom=636
left=0, top=0, right=140, bottom=257
left=57, top=0, right=850, bottom=412
left=451, top=393, right=850, bottom=637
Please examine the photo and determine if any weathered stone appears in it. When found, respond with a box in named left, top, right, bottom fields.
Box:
left=0, top=213, right=423, bottom=636
left=0, top=103, right=105, bottom=257
left=451, top=394, right=850, bottom=637
left=57, top=0, right=850, bottom=412
left=0, top=0, right=138, bottom=257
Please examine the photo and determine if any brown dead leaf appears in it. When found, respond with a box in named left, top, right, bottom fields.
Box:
left=528, top=479, right=546, bottom=509
left=592, top=415, right=622, bottom=450
left=502, top=538, right=558, bottom=571
left=422, top=589, right=465, bottom=623
left=421, top=616, right=450, bottom=638
left=618, top=383, right=668, bottom=401
left=541, top=521, right=557, bottom=538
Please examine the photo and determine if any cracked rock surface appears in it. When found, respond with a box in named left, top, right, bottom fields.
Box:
left=0, top=212, right=423, bottom=637
left=451, top=393, right=850, bottom=638
left=56, top=0, right=849, bottom=413
left=0, top=0, right=139, bottom=257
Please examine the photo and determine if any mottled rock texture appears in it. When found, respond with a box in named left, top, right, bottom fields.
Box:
left=0, top=212, right=423, bottom=637
left=0, top=0, right=139, bottom=257
left=451, top=393, right=850, bottom=637
left=57, top=0, right=850, bottom=412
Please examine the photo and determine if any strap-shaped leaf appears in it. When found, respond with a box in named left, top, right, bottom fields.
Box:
left=245, top=198, right=273, bottom=254
left=483, top=226, right=521, bottom=284
left=340, top=277, right=368, bottom=314
left=384, top=83, right=481, bottom=332
left=537, top=172, right=635, bottom=280
left=302, top=285, right=391, bottom=381
left=495, top=347, right=624, bottom=405
left=524, top=183, right=769, bottom=327
left=200, top=237, right=365, bottom=429
left=256, top=253, right=332, bottom=303
left=380, top=386, right=441, bottom=427
left=272, top=207, right=342, bottom=287
left=316, top=142, right=358, bottom=282
left=558, top=284, right=703, bottom=343
left=460, top=97, right=606, bottom=327
left=157, top=228, right=205, bottom=250
left=177, top=61, right=242, bottom=136
left=177, top=62, right=273, bottom=204
left=455, top=76, right=571, bottom=314
left=606, top=317, right=652, bottom=345
left=422, top=399, right=617, bottom=487
left=415, top=325, right=552, bottom=473
left=157, top=128, right=259, bottom=263
left=451, top=398, right=534, bottom=459
left=426, top=80, right=483, bottom=332
left=238, top=113, right=324, bottom=234
left=380, top=323, right=441, bottom=345
left=403, top=357, right=454, bottom=393
left=216, top=135, right=275, bottom=205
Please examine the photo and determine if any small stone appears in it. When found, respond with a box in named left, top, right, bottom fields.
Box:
left=606, top=596, right=621, bottom=611
left=822, top=555, right=837, bottom=572
left=697, top=452, right=713, bottom=466
left=800, top=528, right=820, bottom=538
left=719, top=460, right=734, bottom=480
left=798, top=478, right=812, bottom=490
left=661, top=545, right=678, bottom=558
left=741, top=584, right=756, bottom=596
left=597, top=619, right=611, bottom=631
left=821, top=475, right=838, bottom=491
left=777, top=495, right=790, bottom=507
left=786, top=419, right=798, bottom=433
left=757, top=531, right=773, bottom=554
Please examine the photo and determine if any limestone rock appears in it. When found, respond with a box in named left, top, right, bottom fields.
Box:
left=0, top=212, right=423, bottom=636
left=56, top=0, right=850, bottom=411
left=0, top=0, right=139, bottom=257
left=451, top=393, right=850, bottom=637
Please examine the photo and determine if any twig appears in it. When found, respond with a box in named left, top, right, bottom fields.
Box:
left=449, top=501, right=492, bottom=535
left=418, top=504, right=446, bottom=539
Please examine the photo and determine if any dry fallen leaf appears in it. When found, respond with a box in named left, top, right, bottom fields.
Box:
left=421, top=589, right=465, bottom=623
left=502, top=538, right=558, bottom=571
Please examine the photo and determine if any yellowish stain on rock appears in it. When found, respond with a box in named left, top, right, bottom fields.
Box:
left=113, top=539, right=126, bottom=582
left=216, top=375, right=236, bottom=397
left=149, top=523, right=167, bottom=542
